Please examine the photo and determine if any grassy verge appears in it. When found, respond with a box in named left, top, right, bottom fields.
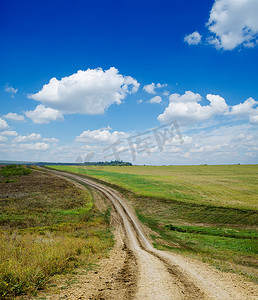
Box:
left=0, top=167, right=113, bottom=299
left=49, top=165, right=258, bottom=281
left=137, top=212, right=258, bottom=281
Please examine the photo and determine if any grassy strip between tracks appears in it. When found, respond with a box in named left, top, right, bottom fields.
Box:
left=0, top=166, right=113, bottom=299
left=49, top=165, right=258, bottom=282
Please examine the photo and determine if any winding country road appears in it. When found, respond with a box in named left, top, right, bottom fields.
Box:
left=45, top=168, right=258, bottom=300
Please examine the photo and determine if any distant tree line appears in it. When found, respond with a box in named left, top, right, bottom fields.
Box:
left=35, top=160, right=132, bottom=166
left=0, top=160, right=133, bottom=167
left=83, top=160, right=132, bottom=166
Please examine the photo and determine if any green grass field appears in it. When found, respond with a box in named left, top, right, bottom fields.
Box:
left=50, top=164, right=258, bottom=281
left=0, top=167, right=113, bottom=299
left=51, top=165, right=258, bottom=210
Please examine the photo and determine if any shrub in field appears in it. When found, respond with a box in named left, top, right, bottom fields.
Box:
left=0, top=165, right=31, bottom=179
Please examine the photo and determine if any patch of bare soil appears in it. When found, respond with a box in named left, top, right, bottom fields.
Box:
left=31, top=226, right=137, bottom=300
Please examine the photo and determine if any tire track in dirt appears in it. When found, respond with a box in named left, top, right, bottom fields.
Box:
left=46, top=169, right=258, bottom=300
left=73, top=174, right=204, bottom=300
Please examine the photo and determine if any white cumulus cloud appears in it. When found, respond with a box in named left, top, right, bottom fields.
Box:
left=207, top=0, right=258, bottom=50
left=229, top=97, right=258, bottom=124
left=150, top=96, right=162, bottom=104
left=0, top=136, right=8, bottom=142
left=230, top=97, right=257, bottom=116
left=158, top=91, right=228, bottom=124
left=184, top=31, right=202, bottom=45
left=25, top=105, right=64, bottom=124
left=169, top=91, right=202, bottom=103
left=15, top=133, right=42, bottom=143
left=143, top=83, right=156, bottom=94
left=28, top=67, right=140, bottom=115
left=3, top=112, right=25, bottom=121
left=43, top=137, right=59, bottom=143
left=76, top=128, right=129, bottom=144
left=0, top=118, right=9, bottom=130
left=4, top=84, right=18, bottom=96
left=1, top=131, right=18, bottom=136
left=190, top=144, right=225, bottom=153
left=143, top=83, right=167, bottom=94
left=250, top=114, right=258, bottom=124
left=156, top=83, right=167, bottom=88
left=21, top=143, right=50, bottom=151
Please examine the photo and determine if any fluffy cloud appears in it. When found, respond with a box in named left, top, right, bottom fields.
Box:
left=21, top=143, right=50, bottom=151
left=1, top=131, right=18, bottom=136
left=43, top=137, right=59, bottom=143
left=207, top=0, right=258, bottom=50
left=15, top=133, right=42, bottom=143
left=0, top=118, right=9, bottom=130
left=0, top=129, right=59, bottom=156
left=156, top=83, right=167, bottom=88
left=4, top=84, right=18, bottom=96
left=143, top=83, right=156, bottom=94
left=76, top=128, right=128, bottom=144
left=3, top=113, right=25, bottom=121
left=193, top=124, right=257, bottom=161
left=25, top=105, right=64, bottom=124
left=184, top=31, right=202, bottom=45
left=190, top=144, right=225, bottom=153
left=28, top=67, right=139, bottom=115
left=229, top=97, right=258, bottom=124
left=169, top=91, right=202, bottom=103
left=158, top=91, right=228, bottom=124
left=143, top=83, right=167, bottom=94
left=250, top=114, right=258, bottom=124
left=230, top=97, right=257, bottom=116
left=150, top=96, right=162, bottom=104
left=0, top=136, right=8, bottom=142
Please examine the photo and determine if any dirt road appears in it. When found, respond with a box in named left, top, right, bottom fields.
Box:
left=44, top=169, right=257, bottom=300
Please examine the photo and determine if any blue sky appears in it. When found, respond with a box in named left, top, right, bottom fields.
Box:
left=1, top=0, right=258, bottom=164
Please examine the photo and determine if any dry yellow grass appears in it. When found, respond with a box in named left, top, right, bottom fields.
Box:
left=0, top=232, right=87, bottom=297
left=0, top=168, right=113, bottom=299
